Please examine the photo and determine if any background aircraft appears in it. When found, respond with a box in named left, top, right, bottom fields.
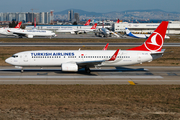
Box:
left=125, top=27, right=170, bottom=39
left=8, top=18, right=56, bottom=38
left=0, top=22, right=22, bottom=37
left=56, top=23, right=97, bottom=34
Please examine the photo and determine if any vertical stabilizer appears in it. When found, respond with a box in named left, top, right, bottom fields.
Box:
left=128, top=21, right=169, bottom=52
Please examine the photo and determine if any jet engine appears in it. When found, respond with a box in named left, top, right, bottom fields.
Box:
left=27, top=34, right=33, bottom=38
left=61, top=63, right=78, bottom=72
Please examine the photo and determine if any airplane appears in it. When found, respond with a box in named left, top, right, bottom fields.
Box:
left=0, top=21, right=22, bottom=37
left=7, top=18, right=56, bottom=38
left=56, top=23, right=97, bottom=34
left=84, top=19, right=91, bottom=26
left=96, top=27, right=120, bottom=38
left=125, top=27, right=170, bottom=39
left=5, top=21, right=169, bottom=73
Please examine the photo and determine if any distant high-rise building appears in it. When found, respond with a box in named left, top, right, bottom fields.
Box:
left=68, top=11, right=70, bottom=21
left=68, top=10, right=74, bottom=21
left=8, top=13, right=16, bottom=21
left=26, top=12, right=34, bottom=22
left=74, top=13, right=79, bottom=23
left=40, top=12, right=45, bottom=24
left=0, top=13, right=3, bottom=21
left=3, top=13, right=8, bottom=21
left=0, top=12, right=51, bottom=23
left=19, top=13, right=26, bottom=22
left=44, top=12, right=49, bottom=24
left=34, top=13, right=40, bottom=23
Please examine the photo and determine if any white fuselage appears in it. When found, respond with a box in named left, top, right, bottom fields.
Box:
left=56, top=26, right=94, bottom=34
left=9, top=29, right=56, bottom=38
left=5, top=50, right=154, bottom=67
left=0, top=27, right=20, bottom=36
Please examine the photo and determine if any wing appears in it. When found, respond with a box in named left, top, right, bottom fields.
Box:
left=8, top=30, right=27, bottom=37
left=77, top=60, right=106, bottom=67
left=76, top=49, right=120, bottom=67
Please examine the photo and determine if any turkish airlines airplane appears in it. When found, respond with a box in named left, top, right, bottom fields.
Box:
left=5, top=21, right=168, bottom=73
left=8, top=18, right=56, bottom=38
left=125, top=27, right=170, bottom=39
left=0, top=21, right=22, bottom=37
left=56, top=23, right=97, bottom=34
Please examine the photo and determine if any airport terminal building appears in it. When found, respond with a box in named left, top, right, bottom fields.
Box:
left=113, top=21, right=180, bottom=34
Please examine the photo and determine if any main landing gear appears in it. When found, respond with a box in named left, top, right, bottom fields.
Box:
left=85, top=67, right=91, bottom=74
left=21, top=69, right=24, bottom=73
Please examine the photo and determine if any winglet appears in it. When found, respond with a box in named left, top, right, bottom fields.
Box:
left=91, top=23, right=97, bottom=29
left=14, top=21, right=22, bottom=28
left=108, top=49, right=120, bottom=61
left=103, top=43, right=109, bottom=50
left=84, top=19, right=91, bottom=26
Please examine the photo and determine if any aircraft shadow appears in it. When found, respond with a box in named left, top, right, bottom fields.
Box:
left=0, top=67, right=147, bottom=75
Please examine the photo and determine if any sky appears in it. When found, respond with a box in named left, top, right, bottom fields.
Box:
left=1, top=0, right=180, bottom=13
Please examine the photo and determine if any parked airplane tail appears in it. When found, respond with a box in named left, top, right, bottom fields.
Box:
left=128, top=21, right=169, bottom=52
left=91, top=23, right=97, bottom=29
left=116, top=19, right=120, bottom=23
left=34, top=18, right=36, bottom=28
left=84, top=19, right=91, bottom=26
left=14, top=21, right=22, bottom=28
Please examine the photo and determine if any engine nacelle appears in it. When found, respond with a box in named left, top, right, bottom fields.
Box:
left=27, top=34, right=33, bottom=38
left=61, top=63, right=78, bottom=72
left=70, top=31, right=75, bottom=34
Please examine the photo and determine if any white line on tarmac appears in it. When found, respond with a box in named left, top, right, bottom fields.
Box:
left=0, top=76, right=163, bottom=79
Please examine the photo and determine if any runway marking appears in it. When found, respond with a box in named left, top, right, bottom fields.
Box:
left=0, top=76, right=163, bottom=79
left=128, top=81, right=136, bottom=85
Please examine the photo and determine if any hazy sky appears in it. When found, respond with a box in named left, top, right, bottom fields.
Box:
left=1, top=0, right=180, bottom=13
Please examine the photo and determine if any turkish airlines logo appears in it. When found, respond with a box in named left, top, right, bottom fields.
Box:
left=144, top=32, right=163, bottom=51
left=112, top=55, right=116, bottom=59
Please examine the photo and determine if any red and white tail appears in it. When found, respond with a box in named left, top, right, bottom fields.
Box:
left=14, top=21, right=22, bottom=28
left=91, top=23, right=97, bottom=29
left=34, top=18, right=36, bottom=28
left=116, top=19, right=120, bottom=23
left=103, top=43, right=109, bottom=50
left=128, top=21, right=169, bottom=52
left=84, top=19, right=91, bottom=26
left=109, top=49, right=120, bottom=61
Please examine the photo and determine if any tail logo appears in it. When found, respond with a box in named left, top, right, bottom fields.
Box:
left=144, top=32, right=163, bottom=51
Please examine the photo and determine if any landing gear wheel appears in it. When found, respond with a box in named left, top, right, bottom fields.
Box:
left=85, top=67, right=91, bottom=74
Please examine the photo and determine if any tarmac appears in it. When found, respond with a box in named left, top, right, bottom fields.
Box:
left=0, top=66, right=179, bottom=85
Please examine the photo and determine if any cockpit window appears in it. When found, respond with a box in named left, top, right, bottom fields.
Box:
left=12, top=55, right=18, bottom=58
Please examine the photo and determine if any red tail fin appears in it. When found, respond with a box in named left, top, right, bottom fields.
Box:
left=109, top=49, right=120, bottom=61
left=91, top=23, right=97, bottom=29
left=116, top=19, right=120, bottom=23
left=34, top=18, right=36, bottom=28
left=128, top=21, right=169, bottom=52
left=103, top=43, right=109, bottom=50
left=84, top=19, right=91, bottom=26
left=14, top=21, right=22, bottom=28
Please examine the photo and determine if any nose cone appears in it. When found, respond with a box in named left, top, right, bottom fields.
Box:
left=5, top=58, right=11, bottom=64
